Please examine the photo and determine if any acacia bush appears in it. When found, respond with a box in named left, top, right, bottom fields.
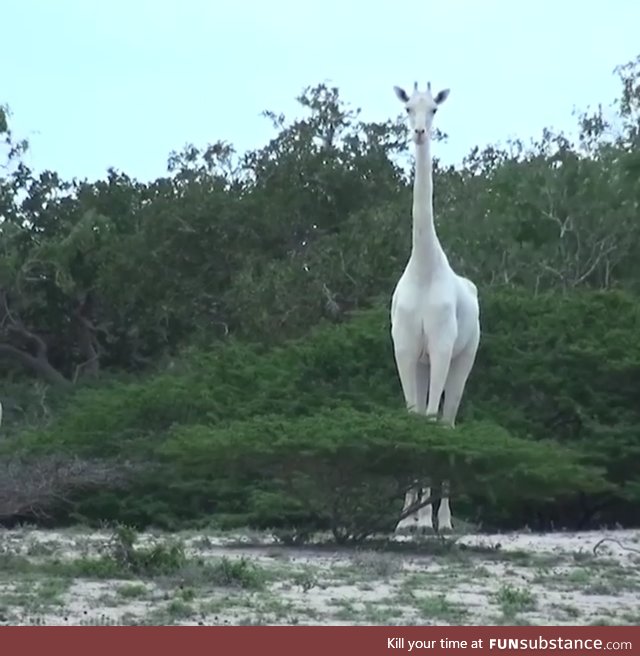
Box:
left=467, top=288, right=640, bottom=526
left=4, top=288, right=637, bottom=531
left=9, top=408, right=608, bottom=537
left=156, top=410, right=608, bottom=542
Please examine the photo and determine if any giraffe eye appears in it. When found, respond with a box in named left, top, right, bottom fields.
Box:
left=405, top=107, right=410, bottom=113
left=432, top=108, right=438, bottom=115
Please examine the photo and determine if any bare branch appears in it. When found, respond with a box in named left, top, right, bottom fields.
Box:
left=0, top=289, right=71, bottom=387
left=0, top=343, right=71, bottom=387
left=0, top=456, right=139, bottom=520
left=593, top=537, right=640, bottom=557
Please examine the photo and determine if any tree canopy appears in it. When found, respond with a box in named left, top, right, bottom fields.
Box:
left=1, top=56, right=639, bottom=536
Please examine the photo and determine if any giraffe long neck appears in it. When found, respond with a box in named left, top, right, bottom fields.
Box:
left=409, top=137, right=445, bottom=271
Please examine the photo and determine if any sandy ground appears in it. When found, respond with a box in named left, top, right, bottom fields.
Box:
left=0, top=527, right=638, bottom=625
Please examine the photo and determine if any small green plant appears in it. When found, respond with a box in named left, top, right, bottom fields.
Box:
left=108, top=525, right=186, bottom=576
left=180, top=587, right=196, bottom=602
left=566, top=569, right=591, bottom=585
left=351, top=552, right=403, bottom=579
left=415, top=594, right=468, bottom=623
left=116, top=583, right=149, bottom=599
left=204, top=557, right=265, bottom=590
left=551, top=603, right=581, bottom=620
left=495, top=584, right=536, bottom=618
left=166, top=599, right=194, bottom=620
left=331, top=599, right=359, bottom=621
left=292, top=570, right=318, bottom=592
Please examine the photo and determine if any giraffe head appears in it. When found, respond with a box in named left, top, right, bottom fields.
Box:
left=393, top=82, right=450, bottom=145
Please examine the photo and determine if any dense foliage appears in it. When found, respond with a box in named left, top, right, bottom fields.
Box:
left=1, top=56, right=639, bottom=536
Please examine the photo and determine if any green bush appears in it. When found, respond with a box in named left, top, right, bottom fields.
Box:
left=40, top=408, right=608, bottom=539
left=156, top=408, right=609, bottom=542
left=467, top=288, right=640, bottom=525
left=107, top=525, right=186, bottom=576
left=4, top=288, right=639, bottom=532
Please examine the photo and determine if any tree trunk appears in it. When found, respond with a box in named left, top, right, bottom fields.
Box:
left=73, top=292, right=101, bottom=379
left=0, top=344, right=71, bottom=388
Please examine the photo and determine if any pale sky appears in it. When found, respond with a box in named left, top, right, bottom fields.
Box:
left=3, top=0, right=639, bottom=182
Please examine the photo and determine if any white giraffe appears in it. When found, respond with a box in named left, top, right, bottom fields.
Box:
left=390, top=82, right=480, bottom=533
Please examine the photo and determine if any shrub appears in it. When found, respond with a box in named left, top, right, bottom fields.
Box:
left=0, top=455, right=134, bottom=521
left=5, top=289, right=639, bottom=531
left=468, top=288, right=640, bottom=526
left=156, top=408, right=609, bottom=542
left=107, top=525, right=186, bottom=576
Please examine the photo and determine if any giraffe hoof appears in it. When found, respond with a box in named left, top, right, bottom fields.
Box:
left=437, top=526, right=454, bottom=535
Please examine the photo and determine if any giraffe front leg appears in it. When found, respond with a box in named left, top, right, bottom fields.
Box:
left=437, top=480, right=453, bottom=532
left=438, top=339, right=479, bottom=533
left=416, top=486, right=435, bottom=534
left=395, top=487, right=419, bottom=534
left=425, top=342, right=454, bottom=420
left=392, top=346, right=425, bottom=536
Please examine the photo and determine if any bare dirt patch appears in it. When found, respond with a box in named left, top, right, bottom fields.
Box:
left=0, top=527, right=638, bottom=625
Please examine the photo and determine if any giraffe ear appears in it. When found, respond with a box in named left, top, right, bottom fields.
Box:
left=434, top=89, right=450, bottom=104
left=394, top=86, right=409, bottom=103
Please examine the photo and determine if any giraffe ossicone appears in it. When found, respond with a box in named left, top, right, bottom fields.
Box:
left=390, top=82, right=481, bottom=534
